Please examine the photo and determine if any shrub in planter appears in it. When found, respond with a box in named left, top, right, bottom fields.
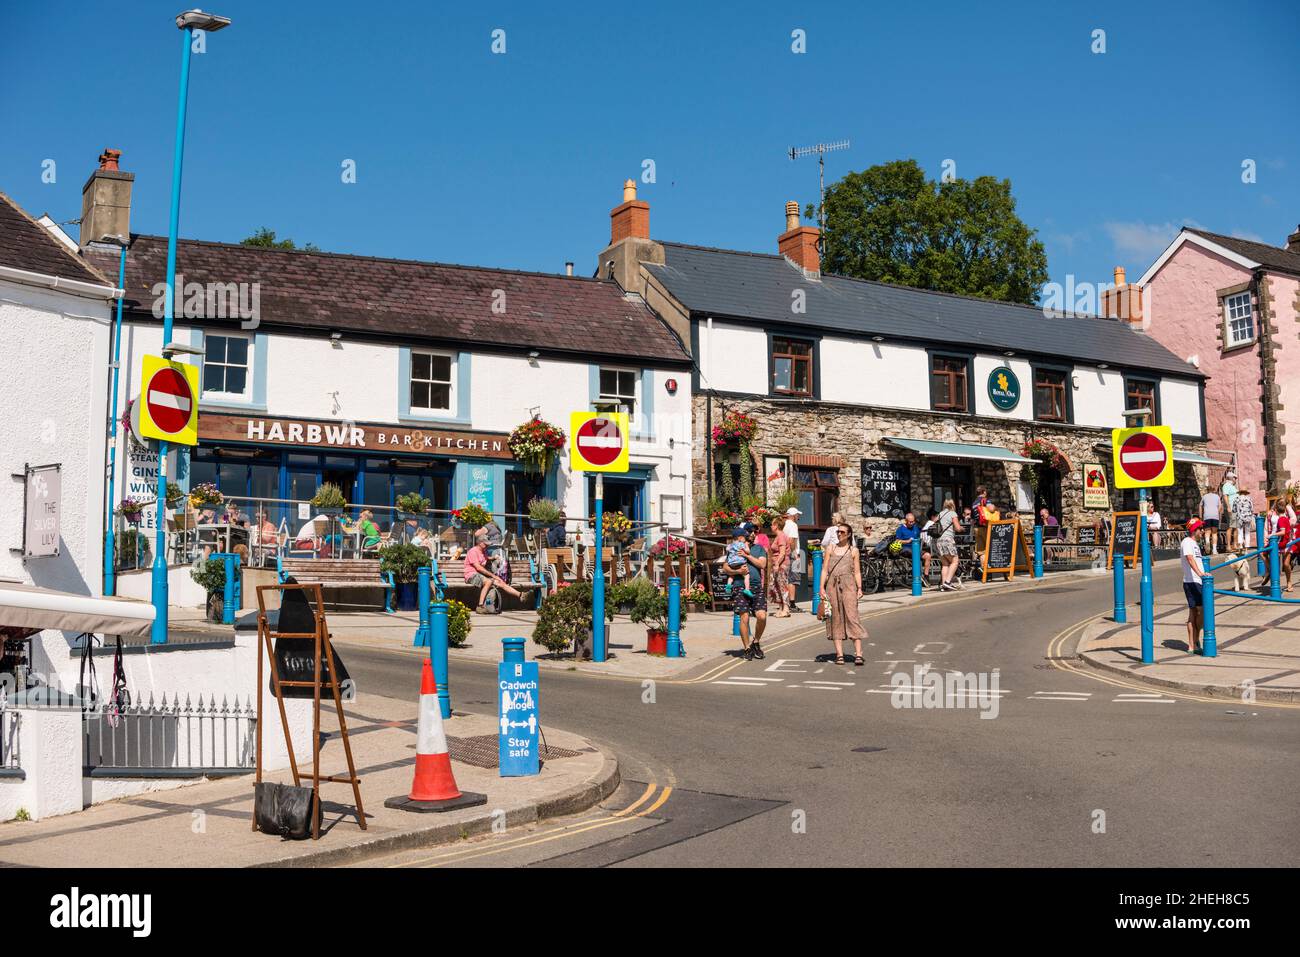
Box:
left=380, top=542, right=430, bottom=611
left=532, top=582, right=613, bottom=657
left=395, top=491, right=431, bottom=517
left=311, top=482, right=347, bottom=511
left=609, top=576, right=658, bottom=615
left=527, top=496, right=562, bottom=528
left=164, top=482, right=186, bottom=509
left=191, top=558, right=227, bottom=622
left=446, top=599, right=472, bottom=648
left=629, top=587, right=688, bottom=657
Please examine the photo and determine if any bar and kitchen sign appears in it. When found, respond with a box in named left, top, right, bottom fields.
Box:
left=198, top=413, right=514, bottom=460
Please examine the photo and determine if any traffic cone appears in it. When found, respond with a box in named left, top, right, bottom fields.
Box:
left=384, top=658, right=487, bottom=813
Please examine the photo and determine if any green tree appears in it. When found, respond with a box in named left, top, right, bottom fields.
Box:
left=240, top=227, right=320, bottom=252
left=812, top=160, right=1048, bottom=306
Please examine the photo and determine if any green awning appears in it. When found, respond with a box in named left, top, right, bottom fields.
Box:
left=884, top=437, right=1036, bottom=464
left=1173, top=450, right=1233, bottom=467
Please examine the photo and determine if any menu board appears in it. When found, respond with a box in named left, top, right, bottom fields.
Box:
left=1075, top=524, right=1099, bottom=546
left=1109, top=511, right=1141, bottom=569
left=860, top=459, right=911, bottom=520
left=710, top=565, right=735, bottom=606
left=982, top=518, right=1021, bottom=581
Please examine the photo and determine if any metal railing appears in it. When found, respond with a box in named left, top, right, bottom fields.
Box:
left=83, top=692, right=256, bottom=776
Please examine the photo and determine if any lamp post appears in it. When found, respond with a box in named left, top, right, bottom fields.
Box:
left=150, top=8, right=232, bottom=644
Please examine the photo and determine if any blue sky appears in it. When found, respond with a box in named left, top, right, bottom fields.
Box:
left=2, top=0, right=1297, bottom=298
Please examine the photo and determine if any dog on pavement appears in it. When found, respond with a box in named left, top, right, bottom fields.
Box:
left=1221, top=552, right=1251, bottom=591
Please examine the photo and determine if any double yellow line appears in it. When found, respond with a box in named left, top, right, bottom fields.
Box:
left=386, top=781, right=674, bottom=867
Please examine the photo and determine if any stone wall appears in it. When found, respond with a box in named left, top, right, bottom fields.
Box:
left=693, top=394, right=1208, bottom=537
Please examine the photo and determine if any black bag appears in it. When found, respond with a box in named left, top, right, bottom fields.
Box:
left=254, top=781, right=319, bottom=840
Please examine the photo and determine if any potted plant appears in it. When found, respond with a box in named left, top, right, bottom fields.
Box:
left=379, top=541, right=429, bottom=610
left=707, top=507, right=743, bottom=533
left=446, top=598, right=472, bottom=648
left=164, top=482, right=186, bottom=514
left=649, top=535, right=690, bottom=558
left=683, top=585, right=710, bottom=614
left=188, top=482, right=224, bottom=511
left=190, top=558, right=228, bottom=623
left=532, top=582, right=613, bottom=660
left=451, top=502, right=491, bottom=530
left=595, top=510, right=633, bottom=544
left=508, top=417, right=566, bottom=476
left=115, top=497, right=148, bottom=525
left=629, top=587, right=688, bottom=657
left=527, top=496, right=562, bottom=530
left=395, top=491, right=431, bottom=521
left=609, top=575, right=657, bottom=616
left=311, top=482, right=347, bottom=516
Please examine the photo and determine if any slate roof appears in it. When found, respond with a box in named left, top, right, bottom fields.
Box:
left=0, top=191, right=113, bottom=287
left=644, top=242, right=1203, bottom=379
left=81, top=234, right=690, bottom=365
left=1184, top=228, right=1300, bottom=277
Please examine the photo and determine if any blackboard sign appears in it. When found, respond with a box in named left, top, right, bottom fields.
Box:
left=710, top=565, right=735, bottom=606
left=1075, top=524, right=1099, bottom=546
left=860, top=459, right=911, bottom=520
left=1109, top=511, right=1141, bottom=569
left=982, top=519, right=1020, bottom=580
left=267, top=587, right=350, bottom=698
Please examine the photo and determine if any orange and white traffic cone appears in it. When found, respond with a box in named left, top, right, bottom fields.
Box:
left=385, top=658, right=487, bottom=813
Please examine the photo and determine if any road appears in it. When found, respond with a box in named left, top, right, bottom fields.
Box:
left=342, top=563, right=1300, bottom=867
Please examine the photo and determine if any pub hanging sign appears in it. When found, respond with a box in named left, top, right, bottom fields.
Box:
left=18, top=463, right=61, bottom=558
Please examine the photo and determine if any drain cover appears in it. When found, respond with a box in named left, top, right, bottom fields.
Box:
left=851, top=746, right=887, bottom=754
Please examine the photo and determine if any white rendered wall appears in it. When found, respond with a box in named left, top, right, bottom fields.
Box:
left=972, top=355, right=1035, bottom=421
left=820, top=338, right=932, bottom=409
left=1070, top=366, right=1127, bottom=428
left=698, top=321, right=769, bottom=395
left=1160, top=378, right=1203, bottom=437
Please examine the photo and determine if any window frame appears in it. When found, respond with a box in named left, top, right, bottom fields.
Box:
left=200, top=332, right=253, bottom=402
left=928, top=351, right=973, bottom=414
left=409, top=349, right=457, bottom=415
left=793, top=465, right=840, bottom=528
left=1123, top=376, right=1160, bottom=425
left=769, top=334, right=816, bottom=398
left=1031, top=364, right=1072, bottom=424
left=595, top=366, right=639, bottom=419
left=1222, top=290, right=1255, bottom=349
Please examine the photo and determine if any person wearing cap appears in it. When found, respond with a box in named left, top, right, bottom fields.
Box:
left=731, top=522, right=768, bottom=660
left=1221, top=471, right=1240, bottom=551
left=783, top=506, right=803, bottom=611
left=1181, top=519, right=1207, bottom=654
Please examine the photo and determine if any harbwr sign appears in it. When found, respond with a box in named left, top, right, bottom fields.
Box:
left=198, top=413, right=514, bottom=460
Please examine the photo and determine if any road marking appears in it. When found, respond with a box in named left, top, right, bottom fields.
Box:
left=713, top=680, right=773, bottom=687
left=803, top=680, right=855, bottom=687
left=610, top=782, right=656, bottom=817
left=1029, top=691, right=1092, bottom=701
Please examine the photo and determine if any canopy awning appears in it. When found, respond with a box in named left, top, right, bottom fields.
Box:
left=884, top=437, right=1036, bottom=464
left=1091, top=442, right=1232, bottom=468
left=0, top=581, right=155, bottom=639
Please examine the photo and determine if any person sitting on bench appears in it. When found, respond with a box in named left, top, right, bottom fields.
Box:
left=465, top=529, right=521, bottom=612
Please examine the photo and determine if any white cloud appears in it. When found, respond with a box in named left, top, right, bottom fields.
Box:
left=1104, top=219, right=1204, bottom=263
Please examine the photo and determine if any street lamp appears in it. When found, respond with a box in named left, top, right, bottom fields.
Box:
left=150, top=8, right=232, bottom=644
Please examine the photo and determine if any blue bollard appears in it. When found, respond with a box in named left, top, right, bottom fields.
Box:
left=413, top=565, right=431, bottom=647
left=1255, top=515, right=1267, bottom=577
left=222, top=553, right=236, bottom=625
left=911, top=539, right=922, bottom=596
left=502, top=636, right=525, bottom=664
left=666, top=576, right=682, bottom=658
left=1112, top=548, right=1126, bottom=623
left=732, top=611, right=741, bottom=637
left=1269, top=537, right=1281, bottom=601
left=430, top=600, right=451, bottom=719
left=811, top=548, right=824, bottom=617
left=1033, top=525, right=1044, bottom=579
left=1139, top=512, right=1154, bottom=664
left=1201, top=574, right=1216, bottom=657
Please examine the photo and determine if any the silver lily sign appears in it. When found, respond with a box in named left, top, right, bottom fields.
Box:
left=22, top=463, right=61, bottom=558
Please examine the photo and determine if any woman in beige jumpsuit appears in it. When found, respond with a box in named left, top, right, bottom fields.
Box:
left=820, top=522, right=867, bottom=665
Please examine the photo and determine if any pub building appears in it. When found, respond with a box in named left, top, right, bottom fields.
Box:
left=73, top=154, right=694, bottom=563
left=594, top=185, right=1220, bottom=542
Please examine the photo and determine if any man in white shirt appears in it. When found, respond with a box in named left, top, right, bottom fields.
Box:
left=783, top=507, right=803, bottom=611
left=1181, top=519, right=1207, bottom=654
left=1199, top=489, right=1222, bottom=555
left=1221, top=471, right=1239, bottom=550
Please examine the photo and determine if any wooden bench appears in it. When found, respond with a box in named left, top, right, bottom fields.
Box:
left=277, top=557, right=396, bottom=613
left=432, top=555, right=544, bottom=611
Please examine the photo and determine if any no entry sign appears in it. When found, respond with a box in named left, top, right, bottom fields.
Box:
left=139, top=355, right=199, bottom=446
left=1111, top=425, right=1174, bottom=489
left=569, top=411, right=629, bottom=473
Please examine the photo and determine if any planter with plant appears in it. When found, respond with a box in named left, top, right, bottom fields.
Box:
left=164, top=482, right=186, bottom=513
left=532, top=582, right=613, bottom=659
left=188, top=482, right=224, bottom=510
left=115, top=497, right=149, bottom=525
left=395, top=491, right=431, bottom=521
left=446, top=598, right=472, bottom=648
left=608, top=575, right=658, bottom=616
left=191, top=558, right=228, bottom=623
left=596, top=510, right=633, bottom=544
left=311, top=482, right=347, bottom=516
left=379, top=541, right=430, bottom=610
left=1020, top=438, right=1072, bottom=497
left=451, top=502, right=491, bottom=530
left=629, top=586, right=688, bottom=656
left=508, top=417, right=566, bottom=476
left=527, top=496, right=562, bottom=530
left=683, top=585, right=710, bottom=612
left=649, top=535, right=689, bottom=558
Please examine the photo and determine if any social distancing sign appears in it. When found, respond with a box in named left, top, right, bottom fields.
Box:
left=139, top=354, right=200, bottom=446
left=569, top=411, right=629, bottom=473
left=1111, top=425, right=1174, bottom=489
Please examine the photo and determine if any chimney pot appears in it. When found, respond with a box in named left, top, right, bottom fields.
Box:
left=622, top=179, right=637, bottom=203
left=1114, top=266, right=1126, bottom=286
left=565, top=262, right=574, bottom=277
left=98, top=148, right=122, bottom=172
left=785, top=201, right=800, bottom=233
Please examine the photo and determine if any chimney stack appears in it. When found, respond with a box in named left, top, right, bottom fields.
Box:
left=80, top=148, right=133, bottom=248
left=1099, top=264, right=1144, bottom=327
left=609, top=178, right=650, bottom=244
left=778, top=200, right=820, bottom=274
left=1287, top=224, right=1300, bottom=253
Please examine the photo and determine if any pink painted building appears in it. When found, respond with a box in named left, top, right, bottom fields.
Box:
left=1127, top=227, right=1300, bottom=501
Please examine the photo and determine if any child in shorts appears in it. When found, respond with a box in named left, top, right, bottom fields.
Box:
left=724, top=529, right=753, bottom=598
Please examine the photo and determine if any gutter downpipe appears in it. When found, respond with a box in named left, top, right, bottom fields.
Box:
left=104, top=243, right=127, bottom=595
left=1252, top=268, right=1279, bottom=495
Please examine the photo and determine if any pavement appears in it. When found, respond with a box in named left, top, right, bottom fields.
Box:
left=0, top=693, right=618, bottom=867
left=1079, top=588, right=1300, bottom=702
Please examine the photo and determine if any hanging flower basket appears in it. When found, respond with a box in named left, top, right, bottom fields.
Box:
left=115, top=497, right=148, bottom=525
left=711, top=410, right=758, bottom=448
left=593, top=511, right=633, bottom=543
left=187, top=483, right=224, bottom=509
left=509, top=417, right=566, bottom=476
left=1021, top=438, right=1072, bottom=494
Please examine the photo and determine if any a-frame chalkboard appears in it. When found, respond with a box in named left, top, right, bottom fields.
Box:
left=981, top=518, right=1023, bottom=581
left=1108, top=511, right=1141, bottom=569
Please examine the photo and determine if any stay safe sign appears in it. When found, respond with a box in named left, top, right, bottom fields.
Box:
left=1111, top=425, right=1174, bottom=489
left=139, top=355, right=199, bottom=446
left=498, top=660, right=540, bottom=777
left=568, top=411, right=629, bottom=473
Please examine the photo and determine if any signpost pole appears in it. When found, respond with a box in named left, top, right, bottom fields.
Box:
left=811, top=548, right=823, bottom=616
left=1033, top=525, right=1043, bottom=579
left=1139, top=491, right=1154, bottom=663
left=910, top=539, right=921, bottom=596
left=666, top=576, right=682, bottom=658
left=430, top=600, right=451, bottom=719
left=1112, top=545, right=1126, bottom=623
left=592, top=473, right=606, bottom=663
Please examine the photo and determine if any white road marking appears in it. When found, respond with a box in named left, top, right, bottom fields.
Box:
left=722, top=676, right=784, bottom=682
left=1112, top=693, right=1175, bottom=703
left=713, top=680, right=772, bottom=688
left=803, top=680, right=855, bottom=687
